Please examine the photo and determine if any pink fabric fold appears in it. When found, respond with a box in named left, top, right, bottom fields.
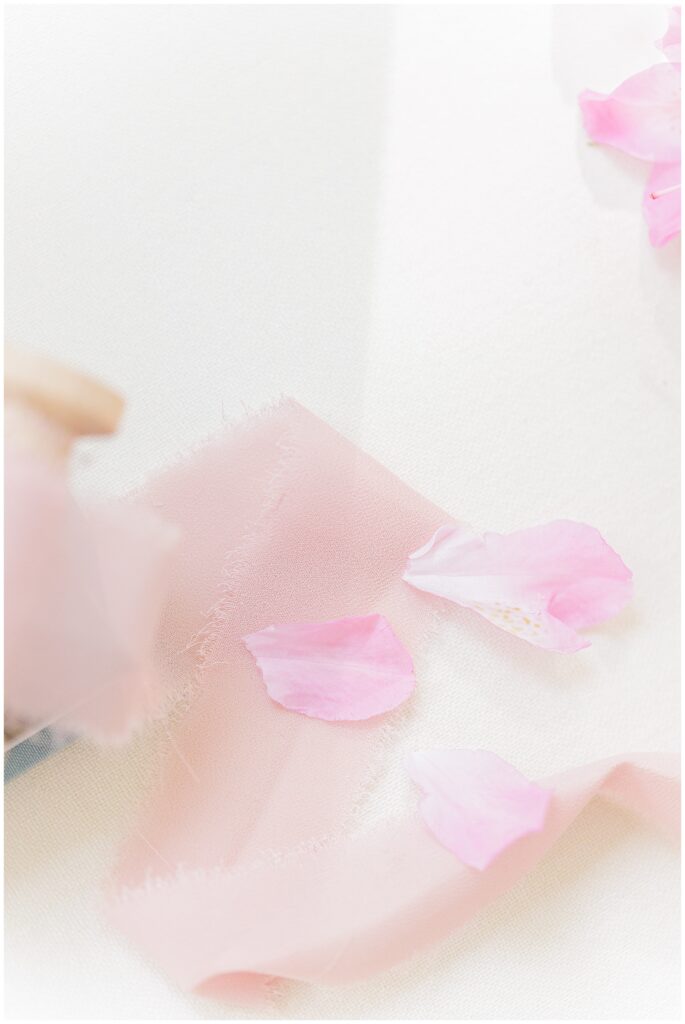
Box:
left=109, top=753, right=678, bottom=993
left=105, top=402, right=679, bottom=999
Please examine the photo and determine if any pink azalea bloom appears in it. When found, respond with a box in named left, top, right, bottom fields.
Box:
left=407, top=749, right=552, bottom=870
left=243, top=613, right=416, bottom=721
left=403, top=520, right=632, bottom=653
left=579, top=7, right=681, bottom=246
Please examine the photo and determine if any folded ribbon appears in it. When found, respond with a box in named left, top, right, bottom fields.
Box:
left=105, top=401, right=679, bottom=1000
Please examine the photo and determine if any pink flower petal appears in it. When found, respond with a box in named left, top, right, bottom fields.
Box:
left=403, top=520, right=632, bottom=653
left=579, top=62, right=680, bottom=163
left=243, top=613, right=415, bottom=721
left=643, top=161, right=681, bottom=245
left=407, top=749, right=552, bottom=870
left=657, top=6, right=681, bottom=64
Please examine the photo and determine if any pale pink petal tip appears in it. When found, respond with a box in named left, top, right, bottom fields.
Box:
left=403, top=520, right=632, bottom=653
left=243, top=613, right=415, bottom=721
left=407, top=749, right=552, bottom=870
left=657, top=6, right=681, bottom=64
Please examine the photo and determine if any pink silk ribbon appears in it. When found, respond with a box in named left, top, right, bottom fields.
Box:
left=105, top=401, right=679, bottom=998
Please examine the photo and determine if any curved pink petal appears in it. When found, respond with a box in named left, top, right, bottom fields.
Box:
left=643, top=161, right=681, bottom=245
left=407, top=749, right=551, bottom=870
left=243, top=614, right=415, bottom=721
left=403, top=520, right=632, bottom=653
left=579, top=62, right=680, bottom=163
left=657, top=7, right=681, bottom=64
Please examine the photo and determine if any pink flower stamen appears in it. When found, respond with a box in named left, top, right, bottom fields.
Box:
left=650, top=181, right=682, bottom=200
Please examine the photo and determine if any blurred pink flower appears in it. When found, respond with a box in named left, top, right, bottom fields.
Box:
left=579, top=7, right=681, bottom=246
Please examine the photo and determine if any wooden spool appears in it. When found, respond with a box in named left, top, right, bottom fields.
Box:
left=4, top=346, right=125, bottom=744
left=5, top=345, right=124, bottom=441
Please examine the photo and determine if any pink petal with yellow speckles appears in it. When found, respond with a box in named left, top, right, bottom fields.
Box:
left=407, top=748, right=552, bottom=870
left=403, top=521, right=632, bottom=653
left=243, top=613, right=415, bottom=721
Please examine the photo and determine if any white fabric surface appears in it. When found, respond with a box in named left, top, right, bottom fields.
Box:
left=5, top=5, right=680, bottom=1019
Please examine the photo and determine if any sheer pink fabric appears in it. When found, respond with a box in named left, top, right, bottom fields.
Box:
left=106, top=402, right=679, bottom=998
left=5, top=449, right=177, bottom=741
left=110, top=753, right=678, bottom=994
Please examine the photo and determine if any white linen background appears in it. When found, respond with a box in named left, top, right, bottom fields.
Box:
left=4, top=4, right=680, bottom=1019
